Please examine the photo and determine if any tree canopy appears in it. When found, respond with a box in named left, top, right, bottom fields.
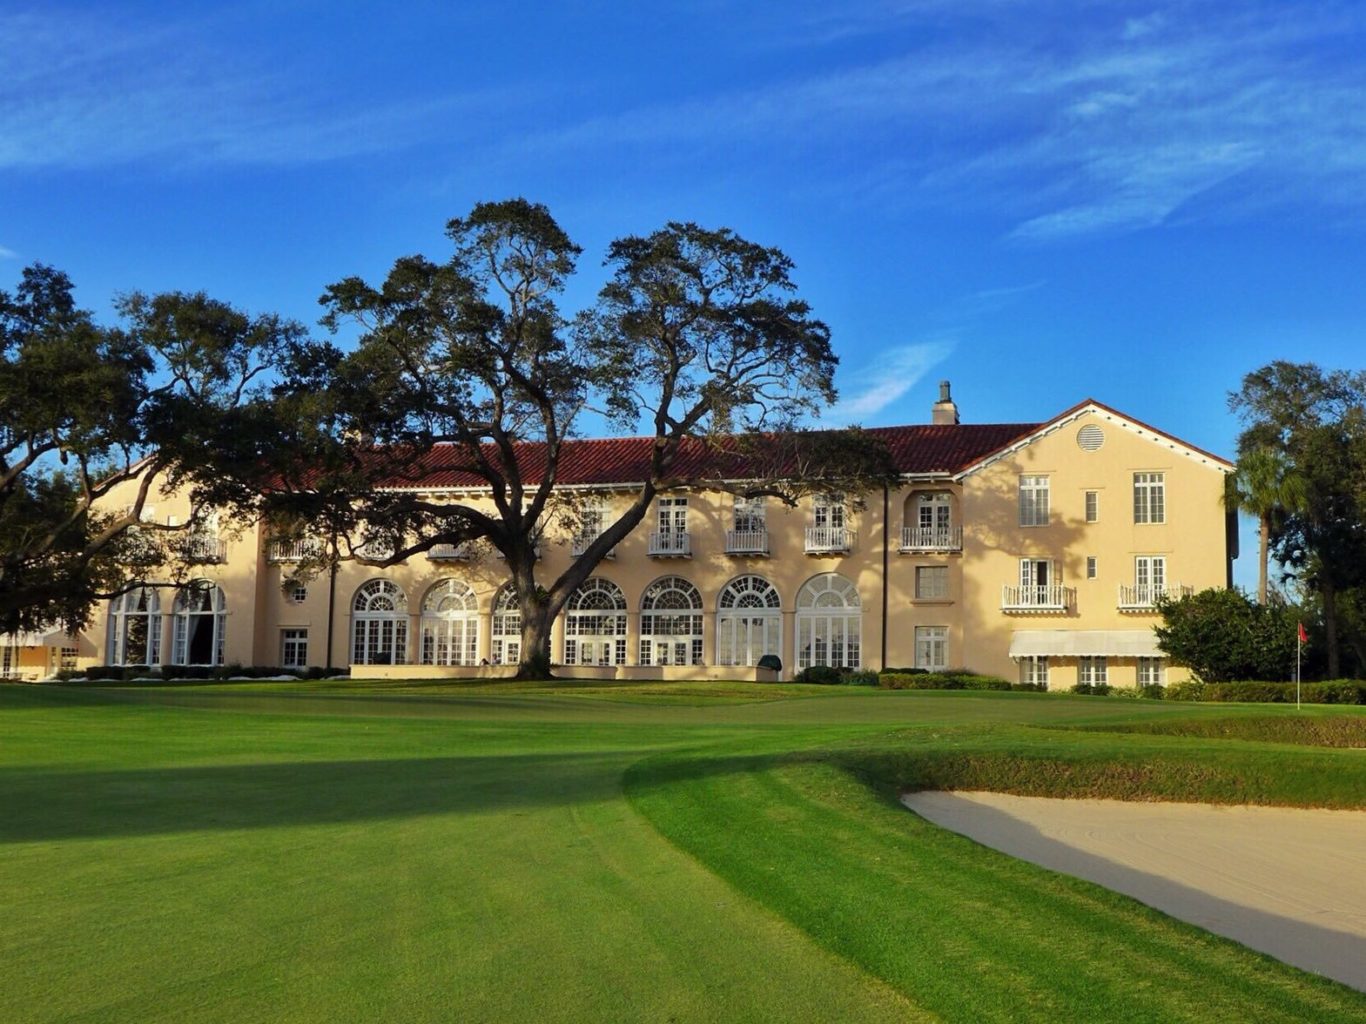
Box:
left=0, top=265, right=298, bottom=634
left=252, top=200, right=895, bottom=676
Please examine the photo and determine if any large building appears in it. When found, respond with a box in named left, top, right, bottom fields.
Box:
left=12, top=386, right=1236, bottom=688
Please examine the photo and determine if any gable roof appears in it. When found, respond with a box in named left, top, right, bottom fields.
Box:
left=953, top=399, right=1235, bottom=478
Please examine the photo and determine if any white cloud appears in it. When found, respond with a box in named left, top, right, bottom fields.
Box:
left=826, top=340, right=956, bottom=425
left=0, top=244, right=16, bottom=259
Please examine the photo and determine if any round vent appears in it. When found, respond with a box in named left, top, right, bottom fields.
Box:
left=1077, top=425, right=1105, bottom=451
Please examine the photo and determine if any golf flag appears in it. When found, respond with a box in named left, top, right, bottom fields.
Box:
left=1298, top=622, right=1308, bottom=644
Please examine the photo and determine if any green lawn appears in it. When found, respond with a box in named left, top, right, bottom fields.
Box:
left=2, top=682, right=1363, bottom=1023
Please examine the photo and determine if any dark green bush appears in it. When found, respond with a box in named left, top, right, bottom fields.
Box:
left=844, top=669, right=879, bottom=687
left=796, top=665, right=844, bottom=685
left=1201, top=681, right=1366, bottom=705
left=1010, top=682, right=1046, bottom=692
left=1138, top=684, right=1166, bottom=700
left=1165, top=680, right=1207, bottom=701
left=1070, top=682, right=1112, bottom=696
left=879, top=672, right=1011, bottom=691
left=879, top=667, right=927, bottom=675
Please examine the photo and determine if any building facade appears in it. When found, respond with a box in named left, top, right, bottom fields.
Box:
left=28, top=389, right=1235, bottom=688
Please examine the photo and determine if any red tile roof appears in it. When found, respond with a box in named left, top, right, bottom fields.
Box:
left=381, top=422, right=1042, bottom=489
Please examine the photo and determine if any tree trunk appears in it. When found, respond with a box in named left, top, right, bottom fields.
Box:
left=1322, top=579, right=1340, bottom=679
left=1258, top=514, right=1270, bottom=605
left=515, top=601, right=555, bottom=680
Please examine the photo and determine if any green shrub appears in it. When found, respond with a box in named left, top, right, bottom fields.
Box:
left=1070, top=682, right=1112, bottom=696
left=1201, top=681, right=1366, bottom=705
left=1010, top=682, right=1046, bottom=692
left=843, top=669, right=879, bottom=687
left=878, top=671, right=1011, bottom=691
left=796, top=665, right=844, bottom=685
left=1165, top=680, right=1207, bottom=701
left=879, top=666, right=927, bottom=676
left=1138, top=684, right=1166, bottom=700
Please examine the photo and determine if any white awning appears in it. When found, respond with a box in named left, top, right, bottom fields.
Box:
left=0, top=628, right=85, bottom=648
left=1008, top=629, right=1164, bottom=659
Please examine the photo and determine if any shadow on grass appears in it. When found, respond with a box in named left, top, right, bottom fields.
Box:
left=902, top=793, right=1366, bottom=993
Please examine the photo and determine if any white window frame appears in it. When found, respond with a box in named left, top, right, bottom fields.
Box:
left=1020, top=655, right=1049, bottom=689
left=351, top=579, right=409, bottom=666
left=281, top=629, right=309, bottom=668
left=795, top=573, right=861, bottom=670
left=1019, top=476, right=1050, bottom=527
left=733, top=495, right=766, bottom=534
left=1135, top=555, right=1167, bottom=604
left=1085, top=490, right=1098, bottom=523
left=107, top=586, right=162, bottom=666
left=563, top=578, right=628, bottom=666
left=914, top=565, right=949, bottom=600
left=914, top=626, right=948, bottom=671
left=420, top=579, right=480, bottom=667
left=1078, top=656, right=1108, bottom=685
left=812, top=492, right=846, bottom=531
left=716, top=575, right=782, bottom=668
left=491, top=586, right=522, bottom=666
left=1086, top=556, right=1097, bottom=580
left=639, top=576, right=704, bottom=666
left=657, top=497, right=688, bottom=536
left=1137, top=658, right=1165, bottom=687
left=916, top=492, right=953, bottom=532
left=171, top=580, right=227, bottom=666
left=1133, top=472, right=1166, bottom=524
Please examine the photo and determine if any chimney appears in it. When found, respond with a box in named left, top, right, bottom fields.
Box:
left=931, top=380, right=960, bottom=425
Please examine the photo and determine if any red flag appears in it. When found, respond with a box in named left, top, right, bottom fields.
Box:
left=1298, top=622, right=1308, bottom=644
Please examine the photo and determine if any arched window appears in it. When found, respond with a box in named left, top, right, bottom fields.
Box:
left=639, top=576, right=703, bottom=665
left=171, top=580, right=226, bottom=665
left=563, top=577, right=627, bottom=666
left=796, top=573, right=861, bottom=669
left=107, top=586, right=161, bottom=666
left=351, top=579, right=409, bottom=665
left=716, top=575, right=781, bottom=667
left=491, top=586, right=522, bottom=666
left=420, top=579, right=479, bottom=666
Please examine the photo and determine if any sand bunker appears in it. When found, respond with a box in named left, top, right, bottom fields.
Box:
left=902, top=791, right=1366, bottom=991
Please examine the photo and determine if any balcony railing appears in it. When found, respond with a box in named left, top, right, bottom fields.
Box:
left=648, top=531, right=691, bottom=557
left=571, top=532, right=615, bottom=558
left=428, top=543, right=474, bottom=561
left=725, top=529, right=770, bottom=555
left=1001, top=584, right=1073, bottom=611
left=355, top=540, right=395, bottom=561
left=178, top=534, right=227, bottom=564
left=805, top=526, right=853, bottom=554
left=900, top=526, right=962, bottom=552
left=1118, top=583, right=1192, bottom=610
left=268, top=539, right=323, bottom=562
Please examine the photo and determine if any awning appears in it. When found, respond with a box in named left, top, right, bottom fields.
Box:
left=0, top=628, right=86, bottom=649
left=1008, top=629, right=1164, bottom=659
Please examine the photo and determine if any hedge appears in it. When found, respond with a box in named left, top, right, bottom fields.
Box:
left=878, top=671, right=1012, bottom=691
left=1169, top=680, right=1366, bottom=705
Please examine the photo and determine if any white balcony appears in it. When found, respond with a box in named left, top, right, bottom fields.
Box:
left=648, top=531, right=691, bottom=557
left=900, top=526, right=962, bottom=553
left=1118, top=583, right=1192, bottom=610
left=428, top=543, right=474, bottom=561
left=1001, top=584, right=1073, bottom=612
left=268, top=538, right=323, bottom=562
left=571, top=532, right=616, bottom=558
left=725, top=529, right=770, bottom=555
left=805, top=526, right=853, bottom=554
left=355, top=540, right=395, bottom=562
left=179, top=534, right=227, bottom=564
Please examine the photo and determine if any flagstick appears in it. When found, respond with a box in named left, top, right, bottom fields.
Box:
left=1296, top=631, right=1302, bottom=712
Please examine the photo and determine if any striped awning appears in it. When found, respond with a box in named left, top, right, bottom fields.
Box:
left=1008, top=629, right=1164, bottom=658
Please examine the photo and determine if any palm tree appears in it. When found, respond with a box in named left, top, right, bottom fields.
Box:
left=1227, top=447, right=1307, bottom=605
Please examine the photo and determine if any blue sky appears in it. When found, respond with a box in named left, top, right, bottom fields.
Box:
left=4, top=1, right=1365, bottom=588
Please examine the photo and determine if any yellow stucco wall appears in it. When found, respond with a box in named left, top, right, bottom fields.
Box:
left=80, top=404, right=1233, bottom=687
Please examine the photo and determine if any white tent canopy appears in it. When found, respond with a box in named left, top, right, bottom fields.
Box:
left=0, top=628, right=86, bottom=648
left=1008, top=629, right=1164, bottom=659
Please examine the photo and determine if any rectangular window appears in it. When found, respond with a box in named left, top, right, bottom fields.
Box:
left=1138, top=658, right=1165, bottom=687
left=1020, top=656, right=1049, bottom=689
left=1086, top=556, right=1097, bottom=579
left=1078, top=656, right=1108, bottom=685
left=734, top=495, right=766, bottom=533
left=1018, top=476, right=1050, bottom=527
left=281, top=629, right=309, bottom=668
left=813, top=492, right=846, bottom=530
left=914, top=565, right=949, bottom=600
left=914, top=626, right=948, bottom=671
left=1085, top=491, right=1098, bottom=523
left=1134, top=473, right=1166, bottom=524
left=1, top=646, right=14, bottom=677
left=1135, top=555, right=1167, bottom=603
left=657, top=497, right=687, bottom=535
